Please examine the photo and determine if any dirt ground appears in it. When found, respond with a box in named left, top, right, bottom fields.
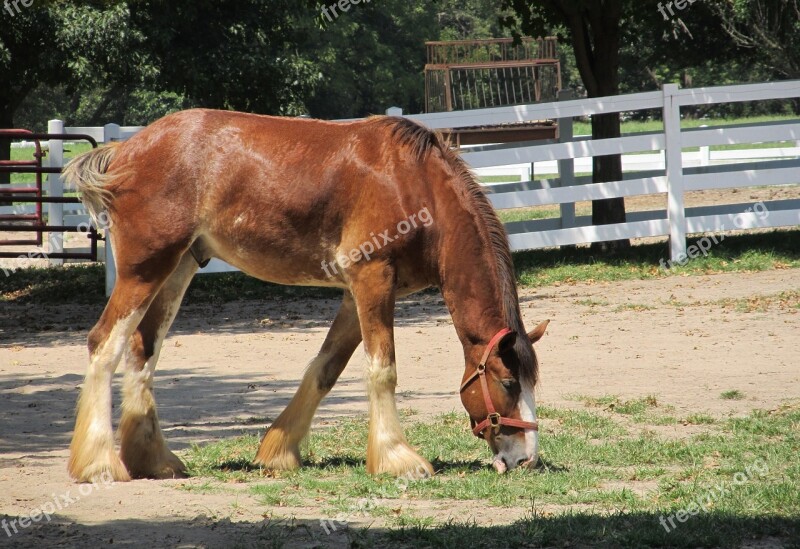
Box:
left=0, top=269, right=798, bottom=548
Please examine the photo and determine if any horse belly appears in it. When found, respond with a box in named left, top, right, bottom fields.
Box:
left=200, top=216, right=344, bottom=288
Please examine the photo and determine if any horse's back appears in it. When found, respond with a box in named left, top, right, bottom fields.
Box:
left=105, top=109, right=442, bottom=288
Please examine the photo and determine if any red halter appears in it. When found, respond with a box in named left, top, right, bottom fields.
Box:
left=459, top=328, right=539, bottom=438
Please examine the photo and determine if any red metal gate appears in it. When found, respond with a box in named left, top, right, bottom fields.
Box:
left=0, top=130, right=101, bottom=260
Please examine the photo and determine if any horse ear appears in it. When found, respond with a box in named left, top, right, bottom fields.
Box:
left=498, top=330, right=517, bottom=352
left=527, top=320, right=550, bottom=344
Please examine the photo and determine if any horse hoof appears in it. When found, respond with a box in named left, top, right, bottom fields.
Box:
left=68, top=448, right=131, bottom=483
left=129, top=450, right=188, bottom=480
left=367, top=442, right=433, bottom=478
left=253, top=428, right=302, bottom=471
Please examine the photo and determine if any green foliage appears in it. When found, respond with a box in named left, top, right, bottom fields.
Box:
left=4, top=0, right=798, bottom=131
left=127, top=1, right=321, bottom=115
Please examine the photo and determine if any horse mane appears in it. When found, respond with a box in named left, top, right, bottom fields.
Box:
left=374, top=116, right=538, bottom=385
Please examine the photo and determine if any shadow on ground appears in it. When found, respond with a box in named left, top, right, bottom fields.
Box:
left=0, top=512, right=797, bottom=548
left=0, top=363, right=459, bottom=457
left=0, top=290, right=457, bottom=348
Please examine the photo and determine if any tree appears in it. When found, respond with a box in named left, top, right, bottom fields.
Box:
left=500, top=0, right=629, bottom=250
left=499, top=1, right=763, bottom=250
left=0, top=7, right=65, bottom=183
left=712, top=0, right=800, bottom=80
left=126, top=0, right=321, bottom=116
left=302, top=0, right=440, bottom=119
left=0, top=1, right=138, bottom=182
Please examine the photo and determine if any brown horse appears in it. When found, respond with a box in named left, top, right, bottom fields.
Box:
left=62, top=109, right=549, bottom=483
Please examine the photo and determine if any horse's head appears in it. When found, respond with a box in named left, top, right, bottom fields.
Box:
left=460, top=319, right=549, bottom=473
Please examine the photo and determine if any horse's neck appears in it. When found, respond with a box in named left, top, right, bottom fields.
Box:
left=436, top=208, right=508, bottom=354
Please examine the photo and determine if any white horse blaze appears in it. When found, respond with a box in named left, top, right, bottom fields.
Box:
left=518, top=379, right=539, bottom=461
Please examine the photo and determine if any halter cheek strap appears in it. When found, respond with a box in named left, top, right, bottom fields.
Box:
left=459, top=328, right=539, bottom=438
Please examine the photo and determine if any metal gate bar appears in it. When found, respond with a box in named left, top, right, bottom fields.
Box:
left=0, top=131, right=100, bottom=261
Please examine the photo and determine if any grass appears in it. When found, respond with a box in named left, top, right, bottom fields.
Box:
left=3, top=229, right=800, bottom=305
left=573, top=114, right=800, bottom=151
left=9, top=142, right=93, bottom=184
left=180, top=400, right=800, bottom=548
left=721, top=390, right=747, bottom=401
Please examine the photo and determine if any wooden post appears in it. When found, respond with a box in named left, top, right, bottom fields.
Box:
left=663, top=84, right=687, bottom=262
left=444, top=69, right=453, bottom=112
left=47, top=119, right=64, bottom=266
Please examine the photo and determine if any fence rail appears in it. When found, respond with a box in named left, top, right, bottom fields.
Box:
left=406, top=81, right=800, bottom=261
left=25, top=80, right=800, bottom=294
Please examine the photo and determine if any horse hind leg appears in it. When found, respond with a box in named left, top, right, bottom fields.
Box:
left=118, top=253, right=198, bottom=479
left=255, top=292, right=362, bottom=470
left=68, top=276, right=172, bottom=482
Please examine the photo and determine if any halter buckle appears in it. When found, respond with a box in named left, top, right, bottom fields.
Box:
left=488, top=413, right=501, bottom=434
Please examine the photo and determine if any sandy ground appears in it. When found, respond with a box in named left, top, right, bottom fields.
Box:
left=0, top=269, right=798, bottom=548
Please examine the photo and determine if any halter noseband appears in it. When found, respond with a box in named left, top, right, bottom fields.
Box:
left=459, top=328, right=539, bottom=438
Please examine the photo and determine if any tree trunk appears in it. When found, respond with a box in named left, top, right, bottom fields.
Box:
left=0, top=105, right=12, bottom=186
left=566, top=4, right=629, bottom=251
left=590, top=112, right=625, bottom=222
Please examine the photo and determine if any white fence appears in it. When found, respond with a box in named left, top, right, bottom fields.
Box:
left=15, top=80, right=800, bottom=293
left=403, top=81, right=800, bottom=261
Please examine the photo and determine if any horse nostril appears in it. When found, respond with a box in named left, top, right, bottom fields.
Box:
left=517, top=458, right=527, bottom=467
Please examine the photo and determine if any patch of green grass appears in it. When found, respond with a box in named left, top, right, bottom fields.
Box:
left=613, top=303, right=657, bottom=313
left=496, top=205, right=592, bottom=223
left=573, top=115, right=799, bottom=153
left=182, top=401, right=800, bottom=547
left=373, top=510, right=800, bottom=549
left=0, top=263, right=343, bottom=304
left=9, top=143, right=94, bottom=184
left=575, top=298, right=609, bottom=307
left=497, top=207, right=561, bottom=223
left=513, top=230, right=800, bottom=289
left=721, top=390, right=746, bottom=401
left=716, top=291, right=800, bottom=313
left=576, top=395, right=660, bottom=416
left=683, top=413, right=717, bottom=425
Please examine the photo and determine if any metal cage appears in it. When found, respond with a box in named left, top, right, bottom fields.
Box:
left=424, top=37, right=561, bottom=113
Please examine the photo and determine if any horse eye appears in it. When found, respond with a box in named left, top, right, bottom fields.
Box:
left=500, top=378, right=517, bottom=389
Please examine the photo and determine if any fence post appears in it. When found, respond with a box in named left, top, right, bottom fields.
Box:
left=103, top=123, right=120, bottom=297
left=47, top=119, right=64, bottom=266
left=557, top=90, right=576, bottom=229
left=699, top=125, right=710, bottom=167
left=663, top=84, right=686, bottom=262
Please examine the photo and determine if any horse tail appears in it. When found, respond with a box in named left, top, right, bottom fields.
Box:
left=62, top=142, right=123, bottom=226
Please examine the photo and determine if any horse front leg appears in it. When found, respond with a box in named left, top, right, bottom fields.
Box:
left=255, top=292, right=362, bottom=470
left=351, top=262, right=433, bottom=479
